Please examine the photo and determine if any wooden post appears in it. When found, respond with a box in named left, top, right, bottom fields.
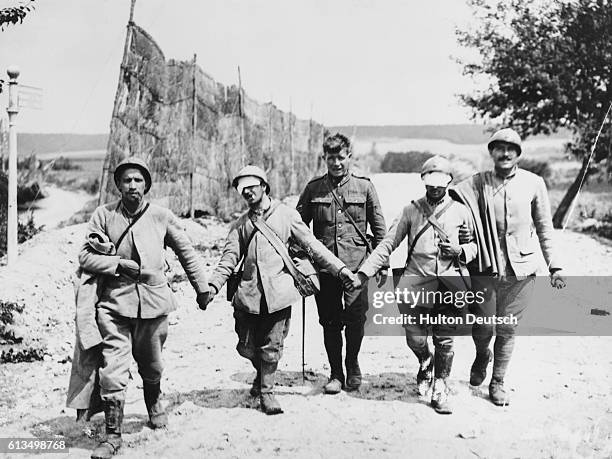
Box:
left=189, top=53, right=197, bottom=218
left=6, top=66, right=20, bottom=266
left=238, top=66, right=245, bottom=165
left=98, top=0, right=137, bottom=205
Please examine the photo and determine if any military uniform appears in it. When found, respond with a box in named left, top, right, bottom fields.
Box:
left=297, top=172, right=386, bottom=388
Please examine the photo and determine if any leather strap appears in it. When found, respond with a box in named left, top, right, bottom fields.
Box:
left=399, top=199, right=455, bottom=274
left=326, top=178, right=372, bottom=252
left=115, top=202, right=150, bottom=250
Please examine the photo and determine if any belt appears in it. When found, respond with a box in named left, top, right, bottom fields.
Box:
left=106, top=270, right=167, bottom=287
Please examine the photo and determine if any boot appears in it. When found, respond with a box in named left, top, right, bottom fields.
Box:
left=430, top=350, right=454, bottom=414
left=259, top=361, right=283, bottom=415
left=249, top=357, right=261, bottom=397
left=431, top=378, right=452, bottom=415
left=143, top=382, right=168, bottom=429
left=323, top=326, right=344, bottom=394
left=416, top=352, right=434, bottom=396
left=91, top=399, right=124, bottom=459
left=470, top=349, right=492, bottom=386
left=345, top=324, right=364, bottom=391
left=489, top=378, right=510, bottom=406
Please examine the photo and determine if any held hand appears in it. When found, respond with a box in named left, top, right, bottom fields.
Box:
left=550, top=270, right=566, bottom=289
left=117, top=259, right=140, bottom=280
left=438, top=241, right=462, bottom=258
left=196, top=289, right=216, bottom=310
left=338, top=267, right=357, bottom=292
left=355, top=271, right=369, bottom=290
left=375, top=268, right=388, bottom=288
left=458, top=223, right=472, bottom=245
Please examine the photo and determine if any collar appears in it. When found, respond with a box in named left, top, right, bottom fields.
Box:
left=249, top=195, right=273, bottom=217
left=494, top=165, right=518, bottom=181
left=119, top=199, right=147, bottom=218
left=425, top=193, right=449, bottom=208
left=327, top=172, right=351, bottom=188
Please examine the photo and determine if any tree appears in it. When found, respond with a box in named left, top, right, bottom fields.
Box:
left=457, top=0, right=612, bottom=227
left=0, top=1, right=36, bottom=93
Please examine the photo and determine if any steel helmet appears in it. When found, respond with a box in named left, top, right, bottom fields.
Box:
left=487, top=128, right=522, bottom=155
left=113, top=156, right=152, bottom=194
left=232, top=165, right=270, bottom=193
left=421, top=155, right=453, bottom=187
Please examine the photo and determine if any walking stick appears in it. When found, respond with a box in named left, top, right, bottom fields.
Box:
left=302, top=296, right=306, bottom=384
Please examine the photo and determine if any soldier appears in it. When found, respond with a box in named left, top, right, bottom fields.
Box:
left=297, top=133, right=387, bottom=394
left=79, top=157, right=211, bottom=459
left=354, top=155, right=477, bottom=414
left=202, top=166, right=357, bottom=415
left=451, top=128, right=566, bottom=406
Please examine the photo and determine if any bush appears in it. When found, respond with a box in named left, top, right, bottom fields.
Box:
left=50, top=156, right=82, bottom=171
left=380, top=151, right=435, bottom=173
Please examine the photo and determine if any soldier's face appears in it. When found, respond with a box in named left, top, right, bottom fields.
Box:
left=119, top=168, right=146, bottom=207
left=425, top=185, right=447, bottom=201
left=490, top=141, right=520, bottom=171
left=323, top=149, right=351, bottom=177
left=241, top=182, right=265, bottom=207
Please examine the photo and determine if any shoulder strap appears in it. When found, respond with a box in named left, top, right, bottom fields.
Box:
left=250, top=215, right=303, bottom=282
left=402, top=199, right=455, bottom=271
left=326, top=179, right=372, bottom=252
left=235, top=201, right=282, bottom=272
left=115, top=203, right=150, bottom=250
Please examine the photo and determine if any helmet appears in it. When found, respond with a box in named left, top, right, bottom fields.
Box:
left=421, top=155, right=453, bottom=187
left=487, top=128, right=522, bottom=155
left=232, top=165, right=270, bottom=193
left=113, top=156, right=152, bottom=194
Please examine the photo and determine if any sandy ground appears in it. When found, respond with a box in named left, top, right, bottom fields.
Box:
left=19, top=186, right=92, bottom=229
left=1, top=175, right=611, bottom=458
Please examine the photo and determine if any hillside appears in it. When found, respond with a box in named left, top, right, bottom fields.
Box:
left=14, top=134, right=108, bottom=155
left=329, top=124, right=572, bottom=144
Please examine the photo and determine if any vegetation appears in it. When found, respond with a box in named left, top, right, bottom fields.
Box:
left=380, top=151, right=435, bottom=173
left=457, top=0, right=612, bottom=227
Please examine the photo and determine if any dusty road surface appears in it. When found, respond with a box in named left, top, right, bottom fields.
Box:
left=1, top=175, right=611, bottom=458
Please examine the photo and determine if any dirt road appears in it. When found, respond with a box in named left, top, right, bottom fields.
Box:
left=1, top=177, right=611, bottom=458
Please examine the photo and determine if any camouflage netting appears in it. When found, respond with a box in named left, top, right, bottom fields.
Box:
left=99, top=24, right=325, bottom=219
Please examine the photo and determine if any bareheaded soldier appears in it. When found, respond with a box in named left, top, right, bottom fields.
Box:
left=297, top=133, right=387, bottom=393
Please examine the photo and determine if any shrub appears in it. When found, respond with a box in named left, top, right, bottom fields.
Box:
left=380, top=151, right=435, bottom=173
left=519, top=158, right=553, bottom=186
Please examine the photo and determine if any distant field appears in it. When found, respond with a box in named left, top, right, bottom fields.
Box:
left=43, top=151, right=105, bottom=195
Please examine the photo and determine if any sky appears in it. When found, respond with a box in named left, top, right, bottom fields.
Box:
left=0, top=0, right=481, bottom=133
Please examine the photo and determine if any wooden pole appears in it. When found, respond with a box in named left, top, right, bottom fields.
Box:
left=6, top=66, right=20, bottom=266
left=98, top=0, right=137, bottom=205
left=238, top=66, right=245, bottom=165
left=190, top=53, right=197, bottom=218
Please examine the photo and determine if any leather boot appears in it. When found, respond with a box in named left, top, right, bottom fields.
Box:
left=249, top=357, right=261, bottom=397
left=430, top=350, right=454, bottom=414
left=143, top=382, right=168, bottom=429
left=470, top=348, right=492, bottom=386
left=415, top=352, right=434, bottom=396
left=323, top=326, right=344, bottom=394
left=259, top=361, right=283, bottom=415
left=489, top=378, right=510, bottom=406
left=431, top=378, right=452, bottom=415
left=344, top=324, right=364, bottom=391
left=91, top=398, right=124, bottom=459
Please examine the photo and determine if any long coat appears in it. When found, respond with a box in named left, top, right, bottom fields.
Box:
left=209, top=200, right=346, bottom=314
left=78, top=200, right=209, bottom=318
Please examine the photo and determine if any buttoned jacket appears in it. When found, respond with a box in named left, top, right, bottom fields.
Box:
left=296, top=172, right=387, bottom=272
left=209, top=200, right=346, bottom=314
left=78, top=200, right=209, bottom=318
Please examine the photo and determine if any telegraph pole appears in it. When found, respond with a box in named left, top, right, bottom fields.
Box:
left=6, top=66, right=20, bottom=266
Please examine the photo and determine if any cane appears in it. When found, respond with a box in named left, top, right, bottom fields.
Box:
left=302, top=296, right=306, bottom=384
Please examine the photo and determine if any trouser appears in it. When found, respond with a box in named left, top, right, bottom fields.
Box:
left=469, top=275, right=536, bottom=381
left=96, top=307, right=169, bottom=401
left=314, top=272, right=369, bottom=380
left=403, top=302, right=458, bottom=379
left=234, top=304, right=291, bottom=393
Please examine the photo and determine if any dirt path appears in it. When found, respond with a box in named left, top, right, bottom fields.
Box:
left=1, top=180, right=611, bottom=458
